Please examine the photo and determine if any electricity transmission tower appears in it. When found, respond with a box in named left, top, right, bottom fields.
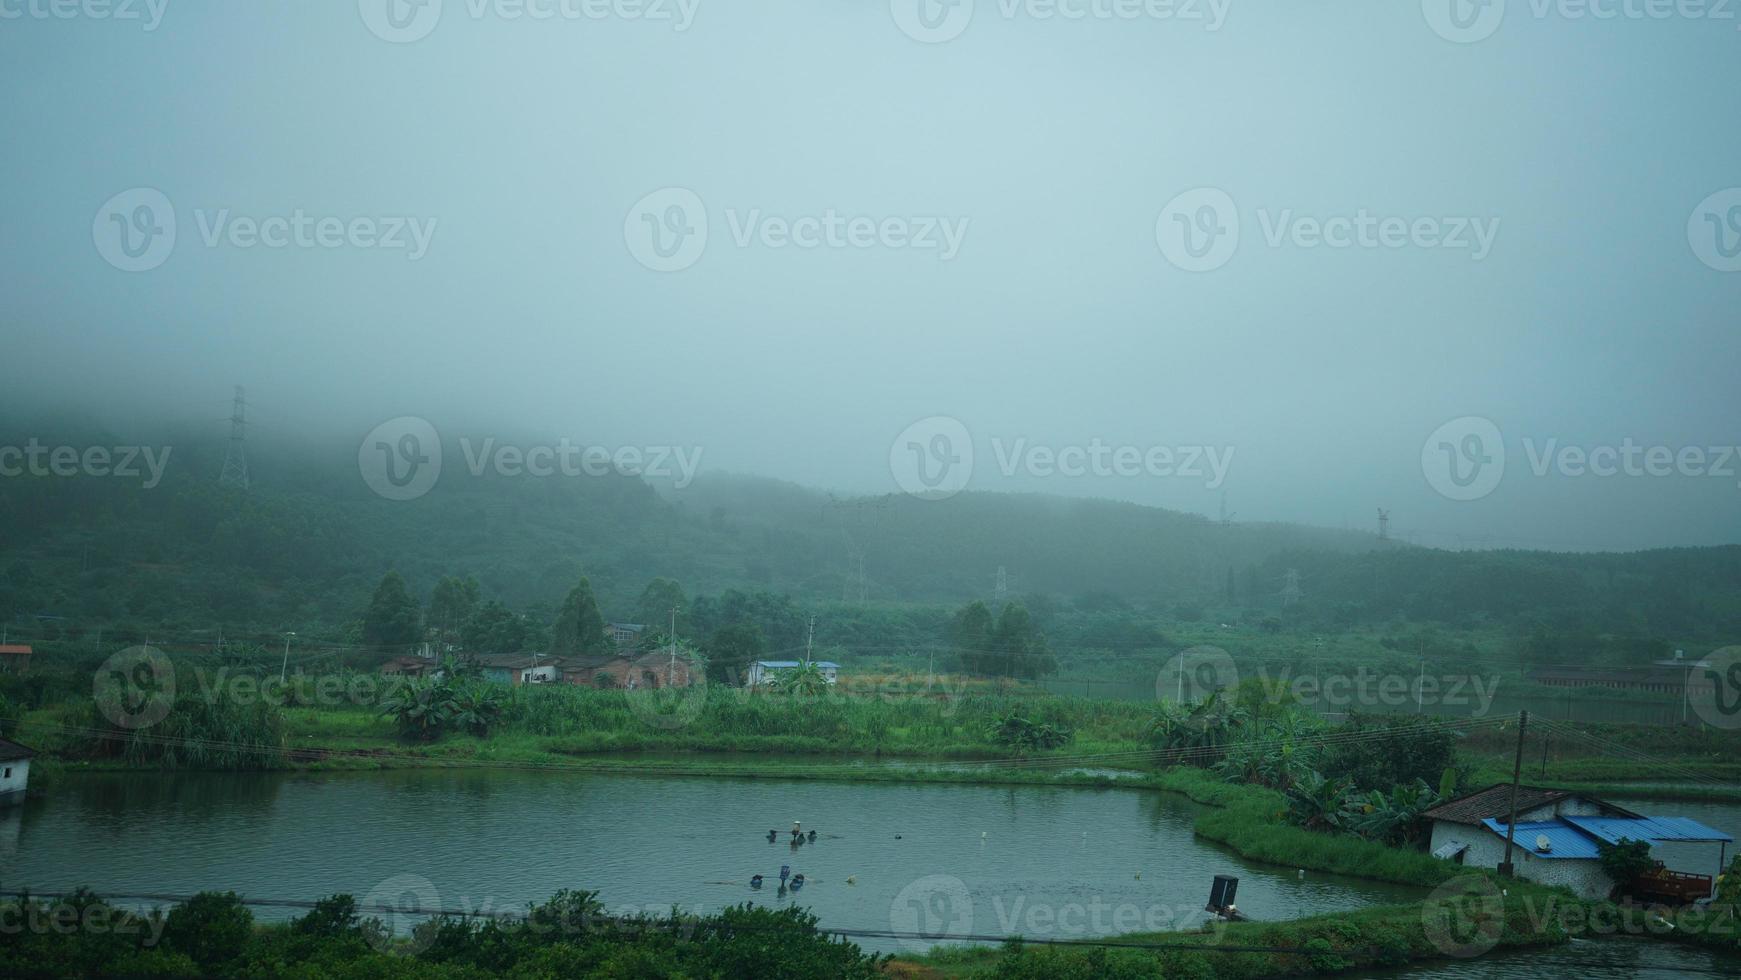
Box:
left=994, top=565, right=1009, bottom=603
left=1377, top=508, right=1390, bottom=542
left=1279, top=568, right=1303, bottom=607
left=219, top=385, right=250, bottom=490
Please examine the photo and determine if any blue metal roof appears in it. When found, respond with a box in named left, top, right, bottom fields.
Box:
left=1564, top=815, right=1734, bottom=844
left=1479, top=818, right=1602, bottom=859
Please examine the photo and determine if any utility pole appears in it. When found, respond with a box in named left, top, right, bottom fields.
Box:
left=1416, top=660, right=1426, bottom=714
left=1176, top=649, right=1186, bottom=703
left=280, top=632, right=295, bottom=682
left=668, top=605, right=681, bottom=687
left=805, top=615, right=815, bottom=663
left=1499, top=710, right=1530, bottom=878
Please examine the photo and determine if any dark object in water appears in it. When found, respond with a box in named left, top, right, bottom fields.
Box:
left=750, top=875, right=763, bottom=888
left=780, top=864, right=791, bottom=882
left=807, top=830, right=817, bottom=842
left=1207, top=875, right=1242, bottom=919
left=894, top=834, right=902, bottom=839
left=767, top=830, right=777, bottom=842
left=790, top=873, right=805, bottom=888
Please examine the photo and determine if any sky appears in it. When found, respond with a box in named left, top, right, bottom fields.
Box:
left=1, top=0, right=1737, bottom=551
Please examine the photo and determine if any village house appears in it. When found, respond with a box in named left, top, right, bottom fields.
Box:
left=1423, top=784, right=1733, bottom=901
left=606, top=622, right=647, bottom=651
left=0, top=739, right=35, bottom=807
left=0, top=644, right=31, bottom=674
left=379, top=646, right=700, bottom=689
left=745, top=660, right=840, bottom=687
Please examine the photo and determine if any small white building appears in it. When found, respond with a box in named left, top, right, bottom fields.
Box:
left=1424, top=784, right=1733, bottom=901
left=745, top=661, right=840, bottom=687
left=0, top=739, right=35, bottom=807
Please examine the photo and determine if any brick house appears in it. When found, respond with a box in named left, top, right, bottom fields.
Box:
left=0, top=645, right=31, bottom=675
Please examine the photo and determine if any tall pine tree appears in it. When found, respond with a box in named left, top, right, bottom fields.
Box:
left=550, top=576, right=609, bottom=657
left=363, top=571, right=423, bottom=650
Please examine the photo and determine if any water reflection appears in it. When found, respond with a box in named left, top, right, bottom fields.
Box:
left=12, top=768, right=1425, bottom=953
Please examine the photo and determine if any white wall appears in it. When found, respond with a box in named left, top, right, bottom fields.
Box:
left=0, top=758, right=29, bottom=805
left=1428, top=819, right=1616, bottom=900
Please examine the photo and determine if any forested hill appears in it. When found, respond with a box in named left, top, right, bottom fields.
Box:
left=1, top=419, right=1738, bottom=641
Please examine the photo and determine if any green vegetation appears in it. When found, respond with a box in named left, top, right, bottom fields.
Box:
left=0, top=888, right=884, bottom=979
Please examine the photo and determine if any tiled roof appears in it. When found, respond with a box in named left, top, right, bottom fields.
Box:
left=1565, top=815, right=1734, bottom=844
left=1422, top=784, right=1638, bottom=825
left=0, top=738, right=36, bottom=762
left=0, top=645, right=31, bottom=655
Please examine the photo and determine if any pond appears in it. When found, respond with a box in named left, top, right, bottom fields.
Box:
left=0, top=768, right=1424, bottom=954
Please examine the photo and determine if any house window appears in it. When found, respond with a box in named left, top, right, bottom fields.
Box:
left=2, top=768, right=9, bottom=779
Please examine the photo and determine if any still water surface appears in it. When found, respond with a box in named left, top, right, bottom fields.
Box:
left=2, top=768, right=1422, bottom=953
